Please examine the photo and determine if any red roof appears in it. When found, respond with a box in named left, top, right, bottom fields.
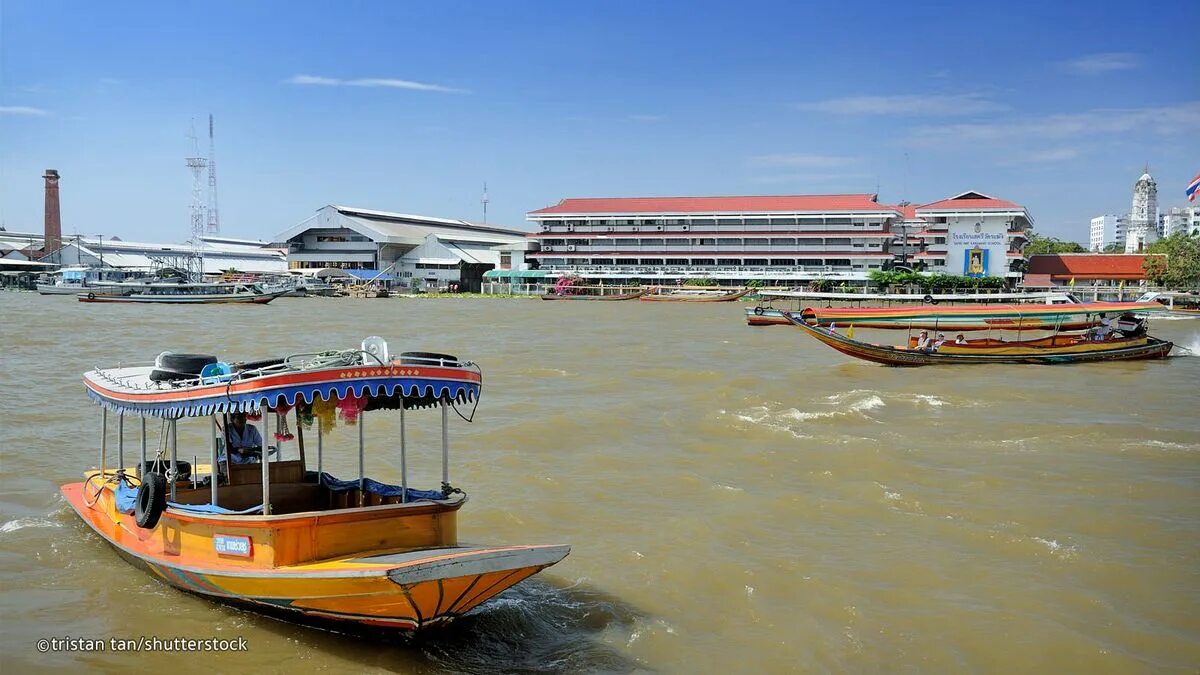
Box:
left=894, top=204, right=920, bottom=220
left=918, top=191, right=1020, bottom=211
left=1026, top=254, right=1160, bottom=280
left=528, top=194, right=891, bottom=215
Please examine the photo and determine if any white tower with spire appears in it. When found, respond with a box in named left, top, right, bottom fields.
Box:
left=1125, top=167, right=1159, bottom=253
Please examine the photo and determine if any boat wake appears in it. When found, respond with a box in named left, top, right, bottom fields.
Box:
left=0, top=517, right=63, bottom=534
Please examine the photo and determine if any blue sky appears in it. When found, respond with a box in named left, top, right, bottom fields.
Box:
left=1, top=0, right=1197, bottom=244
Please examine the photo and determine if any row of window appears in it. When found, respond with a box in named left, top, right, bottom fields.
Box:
left=537, top=258, right=859, bottom=267
left=541, top=238, right=871, bottom=247
left=549, top=218, right=878, bottom=227
left=289, top=261, right=374, bottom=270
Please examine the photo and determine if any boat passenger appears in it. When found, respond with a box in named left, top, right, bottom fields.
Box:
left=1093, top=313, right=1112, bottom=341
left=915, top=330, right=933, bottom=352
left=954, top=334, right=968, bottom=345
left=933, top=333, right=947, bottom=351
left=225, top=412, right=264, bottom=463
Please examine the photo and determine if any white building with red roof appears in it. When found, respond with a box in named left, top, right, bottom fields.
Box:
left=526, top=190, right=1032, bottom=283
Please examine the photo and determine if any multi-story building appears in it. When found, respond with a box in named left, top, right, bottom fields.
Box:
left=525, top=191, right=1031, bottom=284
left=1089, top=214, right=1128, bottom=252
left=1125, top=171, right=1160, bottom=253
left=1161, top=206, right=1200, bottom=238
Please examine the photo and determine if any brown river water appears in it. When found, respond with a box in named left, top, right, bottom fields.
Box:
left=1, top=292, right=1198, bottom=673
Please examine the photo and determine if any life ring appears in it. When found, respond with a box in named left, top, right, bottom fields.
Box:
left=86, top=292, right=95, bottom=300
left=922, top=294, right=935, bottom=304
left=135, top=472, right=167, bottom=529
left=754, top=306, right=765, bottom=316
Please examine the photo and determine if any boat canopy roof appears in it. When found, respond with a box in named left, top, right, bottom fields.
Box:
left=83, top=346, right=480, bottom=419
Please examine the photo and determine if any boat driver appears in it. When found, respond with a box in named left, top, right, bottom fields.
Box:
left=1093, top=313, right=1113, bottom=341
left=225, top=413, right=264, bottom=464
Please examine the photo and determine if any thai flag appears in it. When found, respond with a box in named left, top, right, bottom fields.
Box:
left=1188, top=173, right=1200, bottom=202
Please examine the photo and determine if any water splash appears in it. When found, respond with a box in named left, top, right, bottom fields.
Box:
left=0, top=518, right=63, bottom=534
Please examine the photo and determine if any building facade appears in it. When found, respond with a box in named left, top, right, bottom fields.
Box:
left=525, top=191, right=1031, bottom=284
left=1161, top=206, right=1200, bottom=238
left=1125, top=171, right=1160, bottom=253
left=1089, top=214, right=1128, bottom=252
left=1023, top=253, right=1160, bottom=290
left=275, top=205, right=533, bottom=291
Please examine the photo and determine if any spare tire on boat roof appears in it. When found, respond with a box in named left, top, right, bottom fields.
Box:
left=150, top=352, right=218, bottom=382
left=135, top=472, right=167, bottom=529
left=399, top=351, right=461, bottom=367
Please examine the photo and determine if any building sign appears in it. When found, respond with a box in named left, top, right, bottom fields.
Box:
left=947, top=220, right=1007, bottom=278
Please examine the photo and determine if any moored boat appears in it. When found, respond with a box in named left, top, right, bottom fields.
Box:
left=783, top=310, right=1173, bottom=366
left=77, top=281, right=286, bottom=304
left=640, top=287, right=749, bottom=302
left=62, top=339, right=569, bottom=631
left=787, top=299, right=1167, bottom=331
left=541, top=289, right=646, bottom=300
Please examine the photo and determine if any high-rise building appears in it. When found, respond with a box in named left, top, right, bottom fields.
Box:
left=1089, top=214, right=1127, bottom=252
left=1161, top=206, right=1200, bottom=238
left=1125, top=170, right=1159, bottom=253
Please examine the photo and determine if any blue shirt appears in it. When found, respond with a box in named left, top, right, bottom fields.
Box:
left=224, top=423, right=263, bottom=464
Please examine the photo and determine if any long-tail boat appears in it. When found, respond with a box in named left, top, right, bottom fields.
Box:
left=784, top=310, right=1173, bottom=366
left=640, top=287, right=750, bottom=302
left=77, top=281, right=287, bottom=304
left=787, top=299, right=1166, bottom=331
left=540, top=289, right=646, bottom=300
left=746, top=290, right=1077, bottom=326
left=62, top=339, right=569, bottom=631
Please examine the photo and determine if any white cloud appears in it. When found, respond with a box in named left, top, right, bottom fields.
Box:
left=905, top=101, right=1200, bottom=146
left=285, top=74, right=467, bottom=93
left=0, top=106, right=50, bottom=116
left=795, top=93, right=1006, bottom=116
left=1059, top=52, right=1141, bottom=75
left=749, top=153, right=857, bottom=168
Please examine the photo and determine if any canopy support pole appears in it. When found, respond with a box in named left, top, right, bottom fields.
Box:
left=295, top=408, right=306, bottom=472
left=261, top=407, right=271, bottom=515
left=117, top=413, right=124, bottom=473
left=139, top=417, right=146, bottom=478
left=316, top=416, right=323, bottom=485
left=210, top=416, right=219, bottom=506
left=441, top=400, right=449, bottom=490
left=100, top=408, right=108, bottom=479
left=400, top=403, right=408, bottom=504
left=169, top=420, right=178, bottom=501
left=358, top=412, right=365, bottom=508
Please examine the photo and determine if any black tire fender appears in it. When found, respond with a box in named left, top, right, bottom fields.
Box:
left=86, top=292, right=95, bottom=300
left=156, top=352, right=218, bottom=375
left=135, top=472, right=167, bottom=529
left=399, top=351, right=461, bottom=367
left=922, top=294, right=934, bottom=304
left=754, top=306, right=765, bottom=316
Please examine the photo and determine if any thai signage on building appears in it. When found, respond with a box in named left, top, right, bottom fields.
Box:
left=946, top=221, right=1007, bottom=277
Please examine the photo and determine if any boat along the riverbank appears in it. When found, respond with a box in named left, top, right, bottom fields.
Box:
left=76, top=282, right=286, bottom=304
left=746, top=290, right=1079, bottom=326
left=62, top=340, right=569, bottom=631
left=776, top=299, right=1167, bottom=331
left=783, top=310, right=1173, bottom=366
left=540, top=289, right=646, bottom=300
left=640, top=287, right=750, bottom=302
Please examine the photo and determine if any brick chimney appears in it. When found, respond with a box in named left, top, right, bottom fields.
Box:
left=43, top=169, right=62, bottom=255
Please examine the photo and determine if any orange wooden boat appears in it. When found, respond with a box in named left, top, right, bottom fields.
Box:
left=62, top=340, right=568, bottom=632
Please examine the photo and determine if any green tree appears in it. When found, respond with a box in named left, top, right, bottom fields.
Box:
left=1102, top=242, right=1123, bottom=253
left=1024, top=233, right=1087, bottom=255
left=1143, top=233, right=1200, bottom=287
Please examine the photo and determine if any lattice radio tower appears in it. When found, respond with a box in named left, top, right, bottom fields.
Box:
left=206, top=114, right=220, bottom=234
left=185, top=120, right=209, bottom=240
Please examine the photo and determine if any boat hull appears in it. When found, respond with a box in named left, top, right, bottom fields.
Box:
left=540, top=290, right=646, bottom=300
left=77, top=291, right=285, bottom=304
left=796, top=300, right=1165, bottom=331
left=62, top=480, right=569, bottom=631
left=784, top=313, right=1174, bottom=366
left=641, top=289, right=750, bottom=302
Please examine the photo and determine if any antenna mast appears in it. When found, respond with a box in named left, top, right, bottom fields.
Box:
left=206, top=114, right=220, bottom=234
left=185, top=120, right=209, bottom=241
left=481, top=182, right=489, bottom=224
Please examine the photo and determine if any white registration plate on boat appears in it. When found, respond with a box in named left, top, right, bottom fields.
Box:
left=214, top=534, right=253, bottom=558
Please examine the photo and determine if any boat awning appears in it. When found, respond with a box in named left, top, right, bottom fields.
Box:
left=483, top=269, right=550, bottom=279
left=83, top=360, right=482, bottom=419
left=345, top=269, right=395, bottom=281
